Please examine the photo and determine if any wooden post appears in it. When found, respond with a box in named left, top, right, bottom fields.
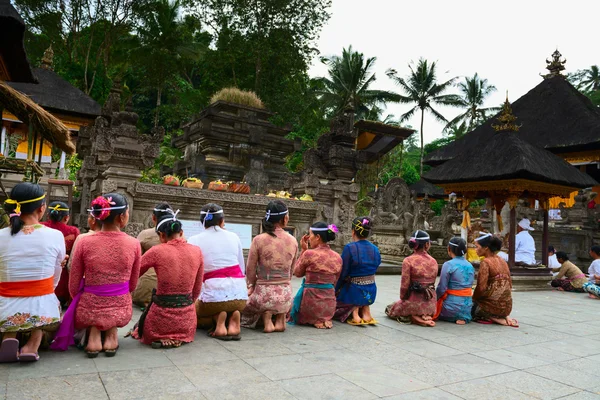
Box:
left=541, top=199, right=549, bottom=267
left=509, top=205, right=516, bottom=270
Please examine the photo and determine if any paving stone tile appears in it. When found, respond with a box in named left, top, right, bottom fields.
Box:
left=486, top=370, right=580, bottom=399
left=201, top=381, right=295, bottom=400
left=441, top=378, right=538, bottom=399
left=429, top=337, right=498, bottom=353
left=302, top=349, right=380, bottom=372
left=557, top=392, right=600, bottom=400
left=245, top=354, right=331, bottom=380
left=274, top=334, right=346, bottom=354
left=525, top=364, right=599, bottom=390
left=164, top=339, right=239, bottom=366
left=389, top=356, right=476, bottom=386
left=433, top=353, right=515, bottom=378
left=336, top=365, right=431, bottom=397
left=7, top=351, right=97, bottom=380
left=6, top=373, right=107, bottom=400
left=505, top=342, right=579, bottom=363
left=101, top=366, right=197, bottom=400
left=542, top=338, right=600, bottom=357
left=220, top=339, right=295, bottom=359
left=278, top=374, right=377, bottom=400
left=547, top=322, right=600, bottom=337
left=395, top=339, right=464, bottom=359
left=473, top=349, right=550, bottom=369
left=179, top=359, right=269, bottom=389
left=381, top=387, right=464, bottom=400
left=359, top=325, right=422, bottom=344
left=93, top=345, right=174, bottom=372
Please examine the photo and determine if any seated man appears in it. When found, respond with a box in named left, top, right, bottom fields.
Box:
left=551, top=252, right=586, bottom=292
left=514, top=218, right=536, bottom=266
left=583, top=246, right=600, bottom=299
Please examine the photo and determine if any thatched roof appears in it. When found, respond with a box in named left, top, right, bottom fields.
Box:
left=0, top=0, right=36, bottom=83
left=210, top=87, right=265, bottom=109
left=355, top=120, right=414, bottom=164
left=423, top=130, right=598, bottom=189
left=424, top=77, right=600, bottom=166
left=409, top=179, right=445, bottom=198
left=8, top=68, right=101, bottom=118
left=0, top=80, right=75, bottom=154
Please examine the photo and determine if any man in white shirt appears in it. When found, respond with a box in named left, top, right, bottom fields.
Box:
left=583, top=246, right=600, bottom=299
left=515, top=218, right=536, bottom=265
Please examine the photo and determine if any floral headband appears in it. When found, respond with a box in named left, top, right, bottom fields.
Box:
left=90, top=196, right=127, bottom=220
left=310, top=224, right=339, bottom=234
left=201, top=210, right=224, bottom=227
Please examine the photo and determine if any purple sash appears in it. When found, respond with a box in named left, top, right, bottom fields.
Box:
left=50, top=280, right=129, bottom=351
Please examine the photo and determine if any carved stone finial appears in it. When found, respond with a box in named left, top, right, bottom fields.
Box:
left=40, top=45, right=54, bottom=70
left=544, top=49, right=566, bottom=78
left=492, top=93, right=520, bottom=132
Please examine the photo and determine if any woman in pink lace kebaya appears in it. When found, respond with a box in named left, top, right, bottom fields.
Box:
left=67, top=193, right=141, bottom=358
left=241, top=201, right=298, bottom=333
left=134, top=210, right=204, bottom=348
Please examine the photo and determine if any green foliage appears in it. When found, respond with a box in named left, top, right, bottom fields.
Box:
left=568, top=65, right=600, bottom=106
left=431, top=199, right=445, bottom=216
left=65, top=154, right=82, bottom=182
left=210, top=87, right=264, bottom=108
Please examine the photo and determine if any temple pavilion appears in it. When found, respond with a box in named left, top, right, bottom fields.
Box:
left=0, top=0, right=100, bottom=176
left=424, top=50, right=600, bottom=209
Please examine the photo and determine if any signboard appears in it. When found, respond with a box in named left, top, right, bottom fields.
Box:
left=179, top=219, right=253, bottom=249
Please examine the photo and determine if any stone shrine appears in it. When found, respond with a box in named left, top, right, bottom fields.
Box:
left=171, top=101, right=299, bottom=194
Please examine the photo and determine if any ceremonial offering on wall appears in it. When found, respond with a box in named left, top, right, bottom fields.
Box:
left=182, top=177, right=203, bottom=189
left=267, top=190, right=292, bottom=199
left=208, top=180, right=229, bottom=191
left=162, top=175, right=180, bottom=186
left=227, top=182, right=250, bottom=194
left=299, top=194, right=313, bottom=202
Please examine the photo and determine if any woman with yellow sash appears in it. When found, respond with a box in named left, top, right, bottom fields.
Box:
left=0, top=183, right=66, bottom=362
left=434, top=237, right=474, bottom=325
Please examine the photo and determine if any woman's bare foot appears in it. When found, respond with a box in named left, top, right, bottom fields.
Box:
left=360, top=306, right=373, bottom=322
left=412, top=315, right=435, bottom=327
left=160, top=339, right=182, bottom=347
left=455, top=320, right=466, bottom=325
left=211, top=312, right=228, bottom=337
left=274, top=313, right=286, bottom=332
left=490, top=316, right=519, bottom=327
left=86, top=326, right=103, bottom=352
left=103, top=327, right=119, bottom=351
left=227, top=311, right=241, bottom=336
left=314, top=322, right=326, bottom=329
left=589, top=294, right=599, bottom=299
left=557, top=287, right=564, bottom=291
left=263, top=312, right=275, bottom=333
left=324, top=320, right=333, bottom=329
left=350, top=307, right=361, bottom=324
left=20, top=329, right=43, bottom=355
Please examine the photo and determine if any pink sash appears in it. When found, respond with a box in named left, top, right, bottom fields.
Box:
left=50, top=280, right=130, bottom=351
left=203, top=265, right=244, bottom=282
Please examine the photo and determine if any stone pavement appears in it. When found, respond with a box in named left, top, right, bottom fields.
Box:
left=2, top=276, right=600, bottom=400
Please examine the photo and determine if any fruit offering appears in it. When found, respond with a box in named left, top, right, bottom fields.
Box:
left=208, top=180, right=229, bottom=191
left=182, top=177, right=203, bottom=189
left=228, top=182, right=251, bottom=194
left=163, top=175, right=180, bottom=186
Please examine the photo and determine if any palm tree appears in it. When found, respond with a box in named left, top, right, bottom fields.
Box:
left=444, top=73, right=500, bottom=132
left=578, top=65, right=600, bottom=92
left=387, top=58, right=462, bottom=175
left=317, top=46, right=400, bottom=119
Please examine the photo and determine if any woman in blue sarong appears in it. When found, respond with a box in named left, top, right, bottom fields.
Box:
left=334, top=217, right=381, bottom=325
left=434, top=237, right=474, bottom=325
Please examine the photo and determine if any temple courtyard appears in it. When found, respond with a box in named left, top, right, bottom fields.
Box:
left=1, top=276, right=600, bottom=400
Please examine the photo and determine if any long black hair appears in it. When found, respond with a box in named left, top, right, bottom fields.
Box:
left=200, top=203, right=224, bottom=229
left=155, top=210, right=182, bottom=238
left=47, top=201, right=70, bottom=223
left=153, top=203, right=172, bottom=219
left=475, top=233, right=502, bottom=252
left=352, top=216, right=373, bottom=239
left=408, top=230, right=430, bottom=250
left=90, top=193, right=128, bottom=223
left=310, top=221, right=336, bottom=243
left=4, top=182, right=46, bottom=236
left=262, top=200, right=288, bottom=237
left=448, top=237, right=467, bottom=257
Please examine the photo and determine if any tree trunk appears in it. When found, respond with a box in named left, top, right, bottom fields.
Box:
left=154, top=87, right=162, bottom=128
left=254, top=56, right=262, bottom=93
left=419, top=108, right=425, bottom=176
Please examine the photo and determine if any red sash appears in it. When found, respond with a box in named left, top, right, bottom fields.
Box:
left=434, top=287, right=473, bottom=320
left=0, top=276, right=54, bottom=297
left=203, top=265, right=244, bottom=282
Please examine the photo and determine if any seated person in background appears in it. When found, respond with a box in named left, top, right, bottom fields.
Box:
left=550, top=252, right=586, bottom=292
left=515, top=218, right=536, bottom=266
left=583, top=246, right=600, bottom=299
left=548, top=246, right=561, bottom=276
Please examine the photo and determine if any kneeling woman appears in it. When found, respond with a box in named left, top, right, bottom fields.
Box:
left=188, top=204, right=247, bottom=340
left=241, top=201, right=298, bottom=333
left=472, top=233, right=518, bottom=327
left=385, top=230, right=437, bottom=327
left=0, top=183, right=66, bottom=362
left=289, top=222, right=342, bottom=329
left=135, top=210, right=204, bottom=348
left=434, top=237, right=474, bottom=325
left=550, top=252, right=586, bottom=292
left=334, top=217, right=381, bottom=325
left=58, top=194, right=141, bottom=357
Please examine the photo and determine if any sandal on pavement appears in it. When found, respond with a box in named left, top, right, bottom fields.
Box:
left=104, top=346, right=119, bottom=357
left=19, top=352, right=39, bottom=362
left=0, top=339, right=19, bottom=363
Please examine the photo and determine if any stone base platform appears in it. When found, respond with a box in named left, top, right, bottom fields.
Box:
left=511, top=275, right=553, bottom=292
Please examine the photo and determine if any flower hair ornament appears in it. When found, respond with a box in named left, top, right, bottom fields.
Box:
left=4, top=194, right=46, bottom=217
left=353, top=218, right=371, bottom=235
left=265, top=209, right=288, bottom=221
left=90, top=196, right=127, bottom=221
left=200, top=209, right=224, bottom=228
left=310, top=224, right=339, bottom=234
left=156, top=209, right=180, bottom=232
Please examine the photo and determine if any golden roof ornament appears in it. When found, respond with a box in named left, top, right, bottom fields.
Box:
left=544, top=49, right=566, bottom=78
left=40, top=45, right=54, bottom=71
left=492, top=93, right=520, bottom=132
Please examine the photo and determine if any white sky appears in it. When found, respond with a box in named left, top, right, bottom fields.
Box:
left=308, top=0, right=599, bottom=146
